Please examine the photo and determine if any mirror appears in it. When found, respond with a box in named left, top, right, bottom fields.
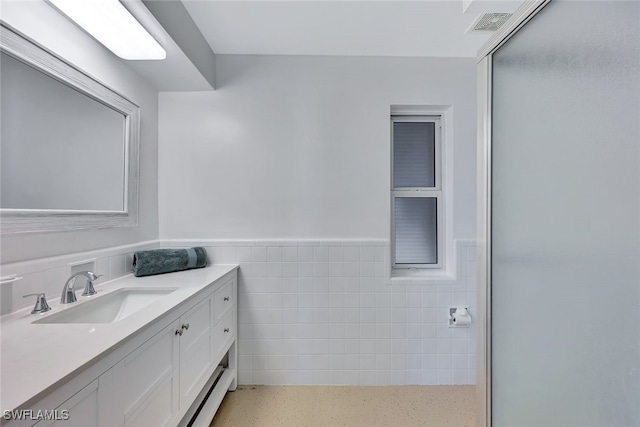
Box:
left=0, top=23, right=140, bottom=234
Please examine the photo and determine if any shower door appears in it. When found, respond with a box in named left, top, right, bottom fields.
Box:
left=479, top=1, right=640, bottom=426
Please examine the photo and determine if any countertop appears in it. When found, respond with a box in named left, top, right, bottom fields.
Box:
left=0, top=264, right=238, bottom=413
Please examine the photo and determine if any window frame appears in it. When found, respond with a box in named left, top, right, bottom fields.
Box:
left=391, top=115, right=443, bottom=270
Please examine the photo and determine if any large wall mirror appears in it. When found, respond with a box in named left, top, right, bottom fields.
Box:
left=0, top=22, right=139, bottom=234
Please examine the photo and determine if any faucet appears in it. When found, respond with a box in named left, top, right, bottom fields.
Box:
left=61, top=271, right=101, bottom=304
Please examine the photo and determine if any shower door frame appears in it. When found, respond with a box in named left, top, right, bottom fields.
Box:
left=475, top=1, right=551, bottom=426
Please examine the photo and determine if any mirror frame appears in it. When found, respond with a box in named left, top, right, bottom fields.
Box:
left=0, top=22, right=140, bottom=234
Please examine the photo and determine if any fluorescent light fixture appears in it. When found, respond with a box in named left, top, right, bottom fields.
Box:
left=49, top=0, right=166, bottom=60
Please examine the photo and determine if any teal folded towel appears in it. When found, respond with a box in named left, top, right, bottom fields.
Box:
left=133, top=247, right=207, bottom=277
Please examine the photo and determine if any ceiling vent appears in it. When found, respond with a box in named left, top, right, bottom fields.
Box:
left=467, top=13, right=512, bottom=33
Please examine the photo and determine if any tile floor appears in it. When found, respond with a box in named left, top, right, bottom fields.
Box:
left=210, top=385, right=475, bottom=426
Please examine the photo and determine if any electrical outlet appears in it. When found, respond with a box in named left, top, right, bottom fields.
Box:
left=69, top=259, right=96, bottom=276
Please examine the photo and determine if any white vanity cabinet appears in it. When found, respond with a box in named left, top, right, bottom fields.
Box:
left=6, top=268, right=238, bottom=427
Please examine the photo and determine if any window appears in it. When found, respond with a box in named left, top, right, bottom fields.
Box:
left=391, top=115, right=442, bottom=269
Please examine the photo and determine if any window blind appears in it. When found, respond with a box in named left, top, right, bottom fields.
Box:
left=394, top=197, right=438, bottom=264
left=393, top=122, right=436, bottom=188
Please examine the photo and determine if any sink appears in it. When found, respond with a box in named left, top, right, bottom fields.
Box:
left=33, top=287, right=178, bottom=324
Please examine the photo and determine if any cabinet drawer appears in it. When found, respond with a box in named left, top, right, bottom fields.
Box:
left=213, top=279, right=234, bottom=324
left=214, top=309, right=234, bottom=357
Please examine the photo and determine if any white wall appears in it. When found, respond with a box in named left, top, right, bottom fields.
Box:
left=159, top=54, right=478, bottom=385
left=158, top=54, right=477, bottom=241
left=0, top=0, right=159, bottom=264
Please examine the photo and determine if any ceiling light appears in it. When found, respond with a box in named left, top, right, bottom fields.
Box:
left=48, top=0, right=166, bottom=60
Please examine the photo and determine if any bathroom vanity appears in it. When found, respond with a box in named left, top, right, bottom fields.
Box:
left=0, top=265, right=238, bottom=427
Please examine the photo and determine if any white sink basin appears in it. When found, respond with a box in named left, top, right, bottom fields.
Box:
left=34, top=287, right=178, bottom=324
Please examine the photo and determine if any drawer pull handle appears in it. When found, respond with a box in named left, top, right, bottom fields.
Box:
left=175, top=329, right=183, bottom=336
left=224, top=328, right=229, bottom=333
left=224, top=297, right=230, bottom=301
left=182, top=323, right=190, bottom=331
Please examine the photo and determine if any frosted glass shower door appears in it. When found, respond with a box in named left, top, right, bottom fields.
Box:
left=490, top=1, right=640, bottom=426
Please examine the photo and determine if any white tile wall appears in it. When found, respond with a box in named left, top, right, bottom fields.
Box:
left=168, top=239, right=477, bottom=386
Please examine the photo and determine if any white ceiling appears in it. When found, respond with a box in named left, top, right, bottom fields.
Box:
left=181, top=0, right=523, bottom=58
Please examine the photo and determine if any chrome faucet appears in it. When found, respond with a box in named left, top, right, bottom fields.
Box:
left=61, top=271, right=101, bottom=303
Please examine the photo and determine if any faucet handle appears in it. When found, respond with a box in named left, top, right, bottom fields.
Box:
left=23, top=293, right=52, bottom=314
left=87, top=271, right=100, bottom=280
left=81, top=274, right=102, bottom=296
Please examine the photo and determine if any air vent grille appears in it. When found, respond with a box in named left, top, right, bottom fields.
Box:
left=468, top=13, right=512, bottom=33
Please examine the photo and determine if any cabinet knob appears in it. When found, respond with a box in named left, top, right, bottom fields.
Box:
left=175, top=329, right=183, bottom=336
left=224, top=297, right=230, bottom=302
left=224, top=328, right=229, bottom=333
left=182, top=323, right=190, bottom=331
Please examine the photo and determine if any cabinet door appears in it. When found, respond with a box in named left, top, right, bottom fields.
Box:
left=179, top=296, right=213, bottom=405
left=118, top=322, right=179, bottom=427
left=34, top=369, right=117, bottom=427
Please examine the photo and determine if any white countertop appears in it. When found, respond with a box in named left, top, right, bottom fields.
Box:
left=0, top=264, right=238, bottom=413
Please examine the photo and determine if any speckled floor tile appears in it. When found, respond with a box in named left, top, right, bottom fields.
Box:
left=210, top=385, right=475, bottom=427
